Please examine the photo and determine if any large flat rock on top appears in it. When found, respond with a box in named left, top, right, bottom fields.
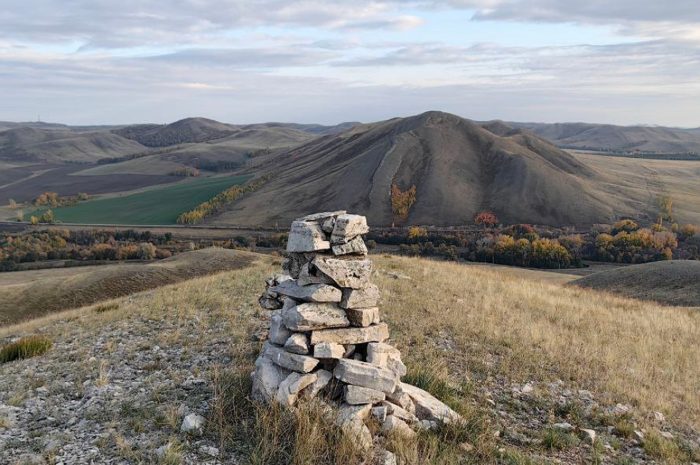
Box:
left=298, top=211, right=346, bottom=222
left=287, top=221, right=330, bottom=252
left=331, top=214, right=369, bottom=244
left=310, top=322, right=389, bottom=345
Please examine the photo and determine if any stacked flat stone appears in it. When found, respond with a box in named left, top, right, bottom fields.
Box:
left=252, top=211, right=462, bottom=448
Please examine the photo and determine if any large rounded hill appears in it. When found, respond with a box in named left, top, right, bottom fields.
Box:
left=213, top=111, right=640, bottom=227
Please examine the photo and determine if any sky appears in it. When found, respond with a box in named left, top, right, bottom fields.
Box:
left=1, top=0, right=699, bottom=127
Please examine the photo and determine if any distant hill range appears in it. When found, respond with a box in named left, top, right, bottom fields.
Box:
left=212, top=111, right=646, bottom=227
left=2, top=112, right=700, bottom=227
left=503, top=121, right=700, bottom=156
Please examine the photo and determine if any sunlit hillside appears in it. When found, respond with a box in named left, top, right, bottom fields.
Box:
left=1, top=253, right=698, bottom=464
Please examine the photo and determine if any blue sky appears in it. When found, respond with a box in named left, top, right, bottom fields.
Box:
left=1, top=0, right=699, bottom=127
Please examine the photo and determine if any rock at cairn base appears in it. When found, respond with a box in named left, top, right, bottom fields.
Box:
left=249, top=211, right=462, bottom=449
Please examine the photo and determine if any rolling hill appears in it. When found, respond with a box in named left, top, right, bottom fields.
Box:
left=210, top=111, right=642, bottom=227
left=508, top=121, right=700, bottom=155
left=573, top=260, right=700, bottom=307
left=0, top=127, right=146, bottom=163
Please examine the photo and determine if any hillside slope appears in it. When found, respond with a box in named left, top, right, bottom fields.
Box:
left=573, top=260, right=700, bottom=307
left=0, top=127, right=146, bottom=163
left=213, top=111, right=637, bottom=227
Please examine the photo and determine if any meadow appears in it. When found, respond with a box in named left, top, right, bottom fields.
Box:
left=33, top=174, right=251, bottom=225
left=1, top=253, right=698, bottom=464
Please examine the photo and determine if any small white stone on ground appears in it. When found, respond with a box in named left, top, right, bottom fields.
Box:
left=180, top=413, right=205, bottom=434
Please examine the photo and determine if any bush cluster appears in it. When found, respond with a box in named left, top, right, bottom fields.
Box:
left=177, top=175, right=271, bottom=225
left=0, top=229, right=173, bottom=270
left=369, top=219, right=698, bottom=269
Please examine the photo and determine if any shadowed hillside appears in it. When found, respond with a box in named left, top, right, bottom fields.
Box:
left=0, top=248, right=257, bottom=325
left=113, top=117, right=237, bottom=147
left=573, top=260, right=700, bottom=307
left=212, top=111, right=638, bottom=227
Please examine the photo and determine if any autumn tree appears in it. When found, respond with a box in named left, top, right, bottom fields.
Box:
left=474, top=211, right=498, bottom=229
left=390, top=184, right=417, bottom=226
left=657, top=194, right=674, bottom=226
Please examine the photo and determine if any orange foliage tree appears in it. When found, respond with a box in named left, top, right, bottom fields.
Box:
left=474, top=211, right=498, bottom=229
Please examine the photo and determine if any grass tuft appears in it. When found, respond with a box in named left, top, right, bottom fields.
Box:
left=0, top=335, right=52, bottom=363
left=541, top=428, right=580, bottom=450
left=94, top=303, right=120, bottom=313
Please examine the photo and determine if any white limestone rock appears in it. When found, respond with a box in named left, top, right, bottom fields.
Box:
left=283, top=333, right=309, bottom=355
left=282, top=302, right=350, bottom=331
left=313, top=341, right=345, bottom=359
left=400, top=382, right=462, bottom=424
left=381, top=400, right=418, bottom=424
left=276, top=372, right=318, bottom=406
left=262, top=342, right=319, bottom=373
left=331, top=214, right=369, bottom=244
left=332, top=236, right=368, bottom=256
left=367, top=343, right=407, bottom=377
left=298, top=211, right=346, bottom=222
left=310, top=323, right=389, bottom=345
left=312, top=256, right=372, bottom=289
left=340, top=284, right=380, bottom=309
left=251, top=356, right=291, bottom=402
left=382, top=415, right=415, bottom=438
left=346, top=307, right=380, bottom=327
left=386, top=385, right=416, bottom=414
left=181, top=413, right=206, bottom=434
left=334, top=358, right=398, bottom=394
left=345, top=385, right=386, bottom=405
left=268, top=311, right=292, bottom=345
left=287, top=221, right=331, bottom=252
left=372, top=405, right=388, bottom=422
left=270, top=280, right=341, bottom=303
left=301, top=369, right=333, bottom=399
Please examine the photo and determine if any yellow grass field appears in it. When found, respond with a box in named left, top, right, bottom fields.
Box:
left=1, top=253, right=698, bottom=463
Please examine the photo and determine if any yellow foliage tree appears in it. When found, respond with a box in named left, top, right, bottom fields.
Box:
left=390, top=184, right=416, bottom=226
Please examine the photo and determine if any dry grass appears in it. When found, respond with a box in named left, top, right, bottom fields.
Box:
left=2, top=251, right=698, bottom=463
left=0, top=335, right=52, bottom=363
left=374, top=255, right=700, bottom=429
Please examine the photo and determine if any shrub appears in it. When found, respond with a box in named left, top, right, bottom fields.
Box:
left=474, top=211, right=498, bottom=229
left=612, top=219, right=639, bottom=234
left=0, top=336, right=52, bottom=364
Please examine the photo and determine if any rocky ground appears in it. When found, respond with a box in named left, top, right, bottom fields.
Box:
left=1, top=254, right=698, bottom=464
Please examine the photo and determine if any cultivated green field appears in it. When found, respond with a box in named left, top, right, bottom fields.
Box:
left=36, top=175, right=251, bottom=225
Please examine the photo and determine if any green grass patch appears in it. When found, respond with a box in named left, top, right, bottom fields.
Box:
left=541, top=428, right=580, bottom=451
left=33, top=175, right=251, bottom=225
left=0, top=335, right=52, bottom=363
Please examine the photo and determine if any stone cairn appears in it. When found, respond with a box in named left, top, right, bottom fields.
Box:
left=252, top=211, right=462, bottom=449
